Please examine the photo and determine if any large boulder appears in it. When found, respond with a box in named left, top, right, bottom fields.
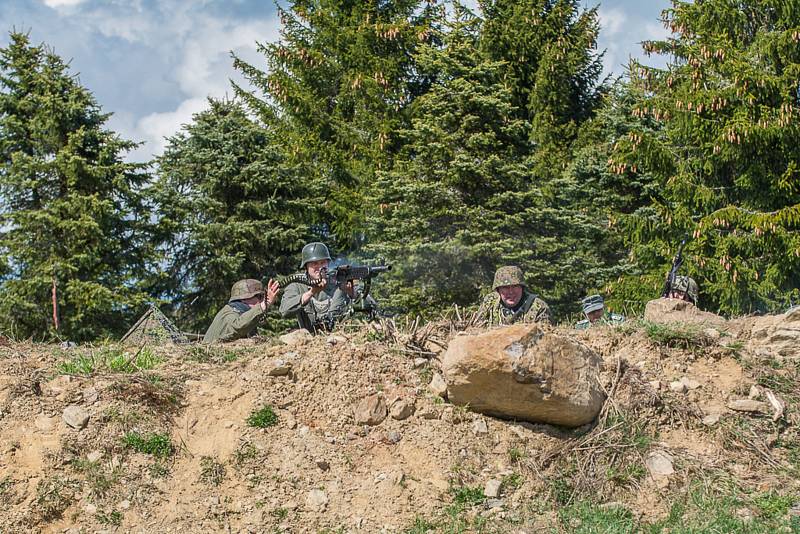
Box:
left=442, top=324, right=605, bottom=427
left=744, top=306, right=800, bottom=356
left=644, top=298, right=727, bottom=330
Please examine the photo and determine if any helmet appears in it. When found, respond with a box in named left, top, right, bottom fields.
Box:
left=300, top=242, right=332, bottom=269
left=671, top=275, right=699, bottom=304
left=581, top=294, right=605, bottom=315
left=492, top=266, right=525, bottom=291
left=230, top=279, right=264, bottom=301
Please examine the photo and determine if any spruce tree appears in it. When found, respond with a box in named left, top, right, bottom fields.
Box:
left=611, top=0, right=800, bottom=314
left=232, top=0, right=434, bottom=246
left=0, top=33, right=153, bottom=341
left=152, top=98, right=320, bottom=332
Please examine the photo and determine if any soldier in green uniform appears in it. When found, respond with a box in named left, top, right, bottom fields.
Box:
left=575, top=294, right=625, bottom=329
left=279, top=242, right=376, bottom=333
left=203, top=278, right=280, bottom=343
left=667, top=275, right=699, bottom=305
left=476, top=266, right=551, bottom=325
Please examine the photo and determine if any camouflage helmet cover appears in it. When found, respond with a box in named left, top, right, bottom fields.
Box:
left=581, top=294, right=605, bottom=315
left=230, top=279, right=264, bottom=302
left=300, top=242, right=332, bottom=269
left=492, top=266, right=526, bottom=291
left=671, top=275, right=699, bottom=304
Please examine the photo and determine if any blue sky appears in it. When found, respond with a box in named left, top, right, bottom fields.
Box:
left=0, top=0, right=671, bottom=162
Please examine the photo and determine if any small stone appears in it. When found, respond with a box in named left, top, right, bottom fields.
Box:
left=223, top=420, right=235, bottom=429
left=645, top=451, right=674, bottom=477
left=680, top=377, right=701, bottom=390
left=703, top=328, right=721, bottom=340
left=413, top=358, right=427, bottom=369
left=669, top=381, right=687, bottom=394
left=62, top=405, right=89, bottom=430
left=390, top=399, right=415, bottom=421
left=429, top=373, right=447, bottom=398
left=748, top=385, right=762, bottom=400
left=727, top=399, right=769, bottom=413
left=789, top=504, right=800, bottom=517
left=34, top=414, right=56, bottom=431
left=279, top=329, right=313, bottom=347
left=306, top=489, right=328, bottom=511
left=326, top=336, right=338, bottom=345
left=284, top=500, right=299, bottom=511
left=119, top=499, right=131, bottom=510
left=472, top=418, right=489, bottom=435
left=702, top=414, right=720, bottom=426
left=267, top=359, right=292, bottom=377
left=208, top=495, right=221, bottom=506
left=486, top=499, right=504, bottom=510
left=86, top=450, right=103, bottom=463
left=82, top=386, right=99, bottom=404
left=60, top=341, right=77, bottom=350
left=419, top=409, right=440, bottom=420
left=353, top=394, right=387, bottom=426
left=316, top=460, right=330, bottom=471
left=387, top=431, right=402, bottom=444
left=84, top=503, right=97, bottom=515
left=484, top=479, right=502, bottom=499
left=648, top=380, right=662, bottom=391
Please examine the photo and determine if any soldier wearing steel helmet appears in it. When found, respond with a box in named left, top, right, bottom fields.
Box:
left=279, top=242, right=368, bottom=333
left=203, top=278, right=280, bottom=343
left=667, top=275, right=699, bottom=305
left=575, top=294, right=625, bottom=329
left=476, top=266, right=551, bottom=325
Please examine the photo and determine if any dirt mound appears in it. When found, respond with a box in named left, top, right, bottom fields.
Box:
left=0, top=317, right=798, bottom=532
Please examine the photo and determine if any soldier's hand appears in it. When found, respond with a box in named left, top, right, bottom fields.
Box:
left=344, top=279, right=357, bottom=298
left=265, top=279, right=280, bottom=307
left=309, top=275, right=327, bottom=295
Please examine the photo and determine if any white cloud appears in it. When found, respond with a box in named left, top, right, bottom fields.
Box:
left=598, top=8, right=626, bottom=36
left=136, top=97, right=209, bottom=156
left=43, top=0, right=87, bottom=8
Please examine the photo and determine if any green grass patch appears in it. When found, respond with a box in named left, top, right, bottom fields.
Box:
left=186, top=345, right=240, bottom=364
left=122, top=431, right=174, bottom=458
left=96, top=509, right=123, bottom=526
left=247, top=404, right=279, bottom=428
left=199, top=456, right=226, bottom=486
left=57, top=346, right=163, bottom=375
left=70, top=459, right=119, bottom=497
left=643, top=321, right=707, bottom=349
left=450, top=485, right=485, bottom=506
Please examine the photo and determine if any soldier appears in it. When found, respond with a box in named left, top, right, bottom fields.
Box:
left=279, top=242, right=375, bottom=333
left=575, top=294, right=625, bottom=329
left=667, top=275, right=699, bottom=305
left=476, top=266, right=551, bottom=325
left=203, top=278, right=280, bottom=343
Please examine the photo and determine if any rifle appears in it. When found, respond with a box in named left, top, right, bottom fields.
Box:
left=661, top=238, right=687, bottom=298
left=277, top=264, right=392, bottom=299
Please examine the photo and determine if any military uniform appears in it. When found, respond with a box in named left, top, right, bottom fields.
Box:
left=203, top=279, right=267, bottom=343
left=669, top=275, right=699, bottom=305
left=575, top=294, right=625, bottom=329
left=476, top=266, right=551, bottom=325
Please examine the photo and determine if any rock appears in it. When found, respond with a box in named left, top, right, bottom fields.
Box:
left=744, top=306, right=800, bottom=356
left=413, top=358, right=428, bottom=369
left=34, top=414, right=57, bottom=431
left=316, top=460, right=330, bottom=471
left=645, top=451, right=675, bottom=477
left=119, top=499, right=130, bottom=510
left=669, top=381, right=687, bottom=394
left=484, top=479, right=502, bottom=499
left=680, top=377, right=701, bottom=390
left=472, top=418, right=489, bottom=435
left=748, top=385, right=763, bottom=400
left=390, top=399, right=415, bottom=420
left=702, top=414, right=720, bottom=426
left=62, top=405, right=89, bottom=430
left=353, top=394, right=387, bottom=426
left=386, top=431, right=402, bottom=444
left=306, top=489, right=328, bottom=511
left=644, top=298, right=727, bottom=329
left=727, top=399, right=770, bottom=414
left=60, top=341, right=77, bottom=350
left=279, top=329, right=313, bottom=347
left=486, top=499, right=504, bottom=510
left=82, top=386, right=99, bottom=404
left=429, top=373, right=447, bottom=398
left=84, top=503, right=97, bottom=515
left=442, top=324, right=605, bottom=427
left=418, top=408, right=440, bottom=420
left=648, top=380, right=662, bottom=391
left=86, top=450, right=103, bottom=463
left=267, top=359, right=292, bottom=377
left=703, top=328, right=722, bottom=340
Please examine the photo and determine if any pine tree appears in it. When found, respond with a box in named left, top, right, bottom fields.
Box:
left=152, top=98, right=321, bottom=332
left=611, top=0, right=800, bottom=314
left=0, top=32, right=153, bottom=341
left=232, top=0, right=434, bottom=247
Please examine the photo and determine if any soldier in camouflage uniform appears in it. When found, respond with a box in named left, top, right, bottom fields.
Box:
left=575, top=294, right=625, bottom=329
left=203, top=278, right=280, bottom=343
left=667, top=275, right=699, bottom=305
left=476, top=266, right=551, bottom=325
left=279, top=242, right=376, bottom=333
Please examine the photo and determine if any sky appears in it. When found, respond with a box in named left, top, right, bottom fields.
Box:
left=0, top=0, right=672, bottom=162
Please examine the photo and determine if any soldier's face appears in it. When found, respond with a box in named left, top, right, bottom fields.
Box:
left=306, top=259, right=329, bottom=279
left=668, top=290, right=691, bottom=302
left=587, top=309, right=604, bottom=323
left=497, top=285, right=523, bottom=307
left=241, top=294, right=263, bottom=308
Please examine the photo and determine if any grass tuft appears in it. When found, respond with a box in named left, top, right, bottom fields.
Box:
left=123, top=431, right=174, bottom=458
left=247, top=404, right=279, bottom=428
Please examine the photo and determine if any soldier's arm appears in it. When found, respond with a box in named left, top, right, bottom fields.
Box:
left=279, top=283, right=305, bottom=317
left=475, top=293, right=498, bottom=324
left=532, top=299, right=552, bottom=324
left=215, top=306, right=264, bottom=342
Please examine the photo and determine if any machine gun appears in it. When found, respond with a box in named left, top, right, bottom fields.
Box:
left=661, top=238, right=687, bottom=299
left=277, top=264, right=392, bottom=299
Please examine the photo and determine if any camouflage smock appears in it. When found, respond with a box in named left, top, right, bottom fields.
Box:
left=279, top=280, right=354, bottom=333
left=203, top=301, right=265, bottom=343
left=575, top=312, right=626, bottom=330
left=476, top=290, right=551, bottom=326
